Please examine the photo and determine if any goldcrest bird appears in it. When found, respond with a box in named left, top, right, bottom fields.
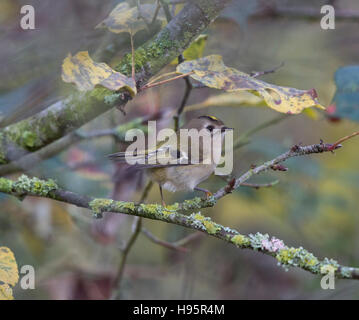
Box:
left=109, top=115, right=232, bottom=206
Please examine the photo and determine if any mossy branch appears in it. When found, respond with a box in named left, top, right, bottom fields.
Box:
left=0, top=117, right=148, bottom=175
left=1, top=140, right=358, bottom=281
left=0, top=0, right=230, bottom=165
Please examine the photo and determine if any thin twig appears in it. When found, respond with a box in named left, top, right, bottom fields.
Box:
left=178, top=77, right=192, bottom=115
left=219, top=176, right=279, bottom=189
left=240, top=180, right=279, bottom=189
left=158, top=0, right=193, bottom=131
left=146, top=71, right=179, bottom=86
left=130, top=30, right=135, bottom=84
left=214, top=141, right=343, bottom=200
left=173, top=47, right=193, bottom=131
left=173, top=232, right=203, bottom=247
left=139, top=180, right=153, bottom=203
left=233, top=114, right=287, bottom=150
left=328, top=131, right=359, bottom=151
left=142, top=228, right=189, bottom=253
left=159, top=0, right=172, bottom=22
left=174, top=76, right=192, bottom=131
left=150, top=0, right=161, bottom=26
left=110, top=216, right=142, bottom=300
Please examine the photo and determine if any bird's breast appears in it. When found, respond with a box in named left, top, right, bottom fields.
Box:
left=148, top=164, right=216, bottom=192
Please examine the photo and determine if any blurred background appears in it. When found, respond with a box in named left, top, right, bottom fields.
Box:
left=1, top=0, right=359, bottom=299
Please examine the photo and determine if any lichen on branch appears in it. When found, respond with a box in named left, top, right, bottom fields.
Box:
left=0, top=139, right=358, bottom=280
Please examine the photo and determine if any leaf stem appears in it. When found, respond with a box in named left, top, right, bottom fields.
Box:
left=329, top=131, right=359, bottom=151
left=140, top=72, right=193, bottom=90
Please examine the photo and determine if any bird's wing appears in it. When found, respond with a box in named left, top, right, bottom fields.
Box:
left=108, top=144, right=191, bottom=169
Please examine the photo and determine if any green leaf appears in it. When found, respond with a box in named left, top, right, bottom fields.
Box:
left=177, top=55, right=325, bottom=114
left=171, top=34, right=208, bottom=65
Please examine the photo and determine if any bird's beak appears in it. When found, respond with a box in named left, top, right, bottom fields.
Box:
left=221, top=126, right=233, bottom=133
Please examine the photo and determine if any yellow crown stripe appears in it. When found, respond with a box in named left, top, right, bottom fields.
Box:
left=206, top=115, right=218, bottom=121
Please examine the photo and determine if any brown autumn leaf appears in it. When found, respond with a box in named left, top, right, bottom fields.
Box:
left=177, top=55, right=325, bottom=114
left=96, top=2, right=165, bottom=35
left=61, top=51, right=137, bottom=96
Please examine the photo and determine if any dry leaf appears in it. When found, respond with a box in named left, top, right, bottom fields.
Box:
left=185, top=92, right=320, bottom=120
left=0, top=283, right=14, bottom=300
left=62, top=51, right=136, bottom=96
left=177, top=55, right=325, bottom=114
left=0, top=247, right=19, bottom=300
left=96, top=2, right=164, bottom=34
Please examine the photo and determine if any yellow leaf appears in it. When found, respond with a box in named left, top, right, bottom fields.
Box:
left=0, top=283, right=14, bottom=300
left=96, top=2, right=164, bottom=35
left=62, top=51, right=137, bottom=96
left=0, top=247, right=19, bottom=286
left=0, top=246, right=19, bottom=300
left=171, top=34, right=208, bottom=65
left=185, top=92, right=319, bottom=120
left=302, top=107, right=320, bottom=120
left=177, top=55, right=325, bottom=114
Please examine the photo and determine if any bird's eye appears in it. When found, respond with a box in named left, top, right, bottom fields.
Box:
left=206, top=125, right=214, bottom=132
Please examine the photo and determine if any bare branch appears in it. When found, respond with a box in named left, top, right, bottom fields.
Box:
left=214, top=141, right=342, bottom=200
left=0, top=117, right=147, bottom=175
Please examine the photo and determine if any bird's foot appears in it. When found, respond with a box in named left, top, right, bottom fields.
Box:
left=194, top=187, right=213, bottom=200
left=204, top=190, right=213, bottom=199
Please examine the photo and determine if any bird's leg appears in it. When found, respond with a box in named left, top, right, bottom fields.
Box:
left=194, top=187, right=213, bottom=199
left=159, top=185, right=166, bottom=207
